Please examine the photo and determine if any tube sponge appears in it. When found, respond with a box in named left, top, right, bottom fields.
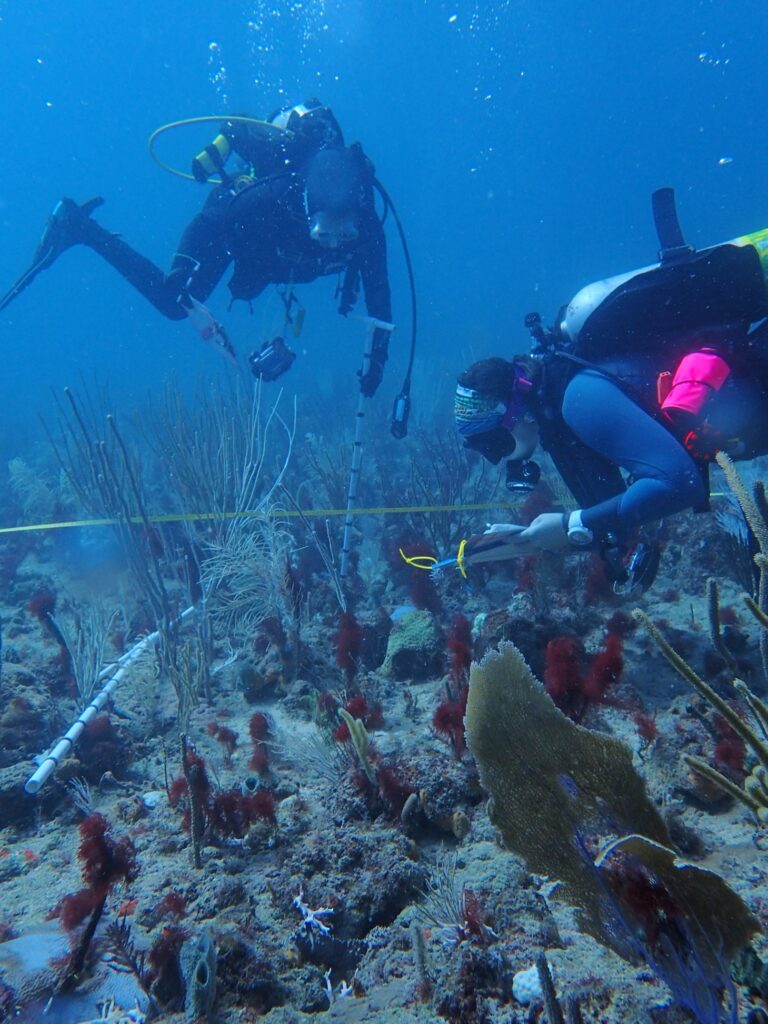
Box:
left=180, top=930, right=217, bottom=1022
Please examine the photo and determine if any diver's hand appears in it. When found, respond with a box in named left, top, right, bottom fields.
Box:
left=359, top=329, right=389, bottom=397
left=513, top=512, right=569, bottom=553
left=359, top=357, right=384, bottom=397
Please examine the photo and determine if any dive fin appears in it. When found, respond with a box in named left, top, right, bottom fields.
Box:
left=185, top=295, right=238, bottom=366
left=33, top=196, right=105, bottom=266
left=0, top=254, right=53, bottom=313
left=0, top=197, right=105, bottom=314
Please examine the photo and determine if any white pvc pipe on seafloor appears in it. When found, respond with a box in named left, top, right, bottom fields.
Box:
left=24, top=605, right=196, bottom=795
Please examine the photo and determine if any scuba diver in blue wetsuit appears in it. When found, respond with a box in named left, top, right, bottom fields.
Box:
left=453, top=189, right=768, bottom=589
left=0, top=100, right=395, bottom=399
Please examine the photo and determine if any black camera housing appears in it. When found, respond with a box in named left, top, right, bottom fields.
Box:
left=249, top=337, right=296, bottom=381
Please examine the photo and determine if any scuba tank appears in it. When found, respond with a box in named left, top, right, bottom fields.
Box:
left=546, top=193, right=768, bottom=469
left=560, top=205, right=768, bottom=359
left=191, top=133, right=232, bottom=184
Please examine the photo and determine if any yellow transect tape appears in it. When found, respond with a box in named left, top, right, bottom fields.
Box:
left=0, top=492, right=730, bottom=537
left=0, top=502, right=521, bottom=537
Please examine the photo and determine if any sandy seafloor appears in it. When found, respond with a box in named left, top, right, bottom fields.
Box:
left=1, top=456, right=768, bottom=1024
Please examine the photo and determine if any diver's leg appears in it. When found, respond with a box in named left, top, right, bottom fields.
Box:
left=81, top=221, right=189, bottom=320
left=171, top=207, right=234, bottom=305
left=46, top=195, right=233, bottom=320
left=561, top=370, right=707, bottom=538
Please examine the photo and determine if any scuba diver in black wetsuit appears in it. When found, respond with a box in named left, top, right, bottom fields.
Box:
left=453, top=189, right=768, bottom=590
left=1, top=100, right=393, bottom=398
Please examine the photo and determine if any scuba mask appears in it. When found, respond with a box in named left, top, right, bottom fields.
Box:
left=308, top=210, right=359, bottom=248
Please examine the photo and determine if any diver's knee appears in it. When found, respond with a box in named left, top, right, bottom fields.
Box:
left=159, top=272, right=191, bottom=320
left=163, top=301, right=188, bottom=322
left=672, top=463, right=708, bottom=508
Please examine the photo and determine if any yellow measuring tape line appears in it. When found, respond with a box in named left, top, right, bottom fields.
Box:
left=0, top=489, right=731, bottom=538
left=0, top=502, right=519, bottom=537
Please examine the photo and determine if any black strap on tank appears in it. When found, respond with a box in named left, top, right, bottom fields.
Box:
left=652, top=187, right=695, bottom=264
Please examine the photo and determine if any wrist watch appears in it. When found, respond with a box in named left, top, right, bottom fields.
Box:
left=566, top=509, right=594, bottom=547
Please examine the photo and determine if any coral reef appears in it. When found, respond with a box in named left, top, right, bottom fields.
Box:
left=3, top=383, right=768, bottom=1024
left=381, top=608, right=444, bottom=680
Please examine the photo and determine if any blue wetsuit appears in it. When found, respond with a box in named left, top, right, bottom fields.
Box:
left=561, top=369, right=705, bottom=538
left=537, top=337, right=768, bottom=541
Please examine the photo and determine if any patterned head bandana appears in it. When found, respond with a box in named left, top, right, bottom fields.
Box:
left=454, top=364, right=534, bottom=438
left=453, top=385, right=504, bottom=437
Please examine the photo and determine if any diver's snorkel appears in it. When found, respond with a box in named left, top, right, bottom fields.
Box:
left=191, top=133, right=233, bottom=185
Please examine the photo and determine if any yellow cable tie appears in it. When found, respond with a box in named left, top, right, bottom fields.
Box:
left=456, top=538, right=468, bottom=579
left=398, top=547, right=437, bottom=571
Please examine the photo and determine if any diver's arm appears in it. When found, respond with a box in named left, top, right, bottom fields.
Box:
left=358, top=218, right=392, bottom=323
left=561, top=370, right=708, bottom=540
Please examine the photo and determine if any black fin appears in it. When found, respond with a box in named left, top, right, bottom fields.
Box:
left=0, top=197, right=104, bottom=313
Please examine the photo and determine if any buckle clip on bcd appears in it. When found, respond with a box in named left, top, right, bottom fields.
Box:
left=278, top=281, right=306, bottom=339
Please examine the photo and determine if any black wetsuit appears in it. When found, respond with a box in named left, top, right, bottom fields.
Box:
left=78, top=171, right=392, bottom=327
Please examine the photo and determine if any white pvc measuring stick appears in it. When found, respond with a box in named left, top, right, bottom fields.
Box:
left=24, top=605, right=196, bottom=795
left=339, top=317, right=395, bottom=579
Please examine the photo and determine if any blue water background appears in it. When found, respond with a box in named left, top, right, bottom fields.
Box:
left=0, top=0, right=766, bottom=495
